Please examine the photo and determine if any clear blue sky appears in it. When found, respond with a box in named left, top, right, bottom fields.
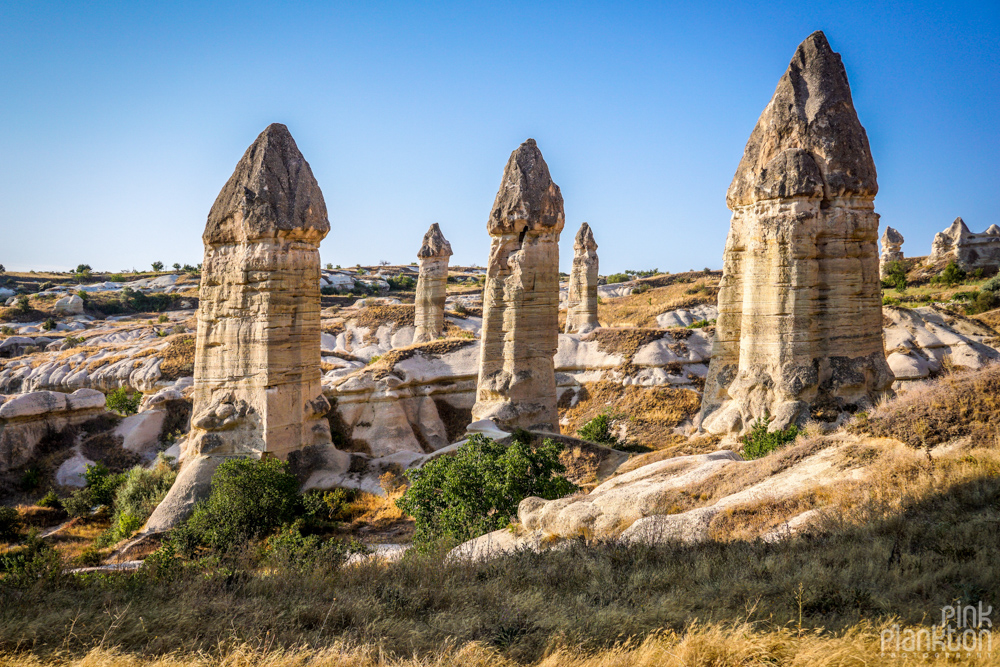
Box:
left=1, top=1, right=997, bottom=274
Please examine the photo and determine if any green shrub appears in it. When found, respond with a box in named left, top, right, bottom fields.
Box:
left=0, top=530, right=62, bottom=586
left=302, top=488, right=356, bottom=523
left=320, top=286, right=339, bottom=295
left=397, top=433, right=577, bottom=548
left=577, top=412, right=621, bottom=447
left=967, top=290, right=1000, bottom=315
left=74, top=264, right=92, bottom=275
left=96, top=459, right=177, bottom=547
left=83, top=462, right=126, bottom=507
left=387, top=274, right=416, bottom=291
left=35, top=490, right=62, bottom=509
left=740, top=417, right=800, bottom=460
left=38, top=281, right=53, bottom=291
left=151, top=261, right=164, bottom=272
left=686, top=319, right=715, bottom=329
left=262, top=524, right=363, bottom=572
left=15, top=295, right=30, bottom=313
left=63, top=489, right=95, bottom=518
left=109, top=273, right=127, bottom=282
left=938, top=261, right=967, bottom=287
left=106, top=387, right=142, bottom=416
left=42, top=318, right=56, bottom=331
left=981, top=276, right=1000, bottom=293
left=0, top=326, right=14, bottom=336
left=0, top=506, right=22, bottom=540
left=185, top=457, right=301, bottom=552
left=18, top=468, right=41, bottom=491
left=62, top=336, right=83, bottom=348
left=882, top=295, right=900, bottom=307
left=605, top=273, right=630, bottom=284
left=880, top=260, right=907, bottom=291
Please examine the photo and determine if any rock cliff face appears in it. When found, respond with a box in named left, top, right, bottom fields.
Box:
left=413, top=223, right=453, bottom=343
left=188, top=124, right=333, bottom=459
left=879, top=226, right=905, bottom=278
left=472, top=139, right=565, bottom=432
left=565, top=223, right=600, bottom=334
left=701, top=31, right=893, bottom=435
left=0, top=389, right=108, bottom=473
left=928, top=217, right=1000, bottom=270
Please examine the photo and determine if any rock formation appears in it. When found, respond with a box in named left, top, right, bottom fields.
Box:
left=471, top=139, right=565, bottom=432
left=879, top=226, right=905, bottom=278
left=928, top=217, right=1000, bottom=269
left=188, top=123, right=333, bottom=459
left=700, top=31, right=893, bottom=435
left=0, top=389, right=107, bottom=472
left=564, top=222, right=600, bottom=334
left=413, top=223, right=453, bottom=343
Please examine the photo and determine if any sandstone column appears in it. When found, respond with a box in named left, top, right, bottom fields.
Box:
left=879, top=227, right=905, bottom=278
left=700, top=32, right=893, bottom=435
left=188, top=123, right=333, bottom=458
left=413, top=223, right=453, bottom=343
left=472, top=139, right=565, bottom=432
left=565, top=222, right=600, bottom=334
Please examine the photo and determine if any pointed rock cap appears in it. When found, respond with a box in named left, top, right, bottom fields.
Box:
left=574, top=222, right=598, bottom=252
left=881, top=226, right=904, bottom=245
left=986, top=224, right=1000, bottom=236
left=204, top=123, right=330, bottom=244
left=488, top=138, right=565, bottom=236
left=418, top=223, right=453, bottom=260
left=727, top=31, right=878, bottom=208
left=943, top=217, right=971, bottom=240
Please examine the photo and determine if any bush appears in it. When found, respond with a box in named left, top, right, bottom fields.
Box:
left=63, top=336, right=83, bottom=348
left=0, top=506, right=22, bottom=541
left=63, top=489, right=95, bottom=518
left=577, top=412, right=621, bottom=447
left=109, top=273, right=127, bottom=282
left=397, top=433, right=577, bottom=548
left=96, top=459, right=177, bottom=547
left=740, top=417, right=800, bottom=460
left=605, top=273, right=630, bottom=284
left=262, top=524, right=363, bottom=572
left=938, top=261, right=967, bottom=287
left=185, top=458, right=301, bottom=552
left=106, top=387, right=142, bottom=416
left=0, top=326, right=14, bottom=336
left=0, top=530, right=62, bottom=586
left=686, top=319, right=715, bottom=329
left=151, top=261, right=164, bottom=272
left=15, top=295, right=30, bottom=313
left=35, top=490, right=62, bottom=509
left=83, top=462, right=126, bottom=507
left=387, top=274, right=416, bottom=291
left=967, top=290, right=1000, bottom=315
left=981, top=276, right=1000, bottom=293
left=880, top=260, right=907, bottom=291
left=74, top=264, right=92, bottom=275
left=42, top=318, right=56, bottom=331
left=38, top=281, right=53, bottom=291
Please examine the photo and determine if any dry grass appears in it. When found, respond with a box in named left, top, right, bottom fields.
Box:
left=559, top=381, right=704, bottom=453
left=357, top=339, right=476, bottom=381
left=159, top=336, right=195, bottom=381
left=598, top=274, right=719, bottom=329
left=2, top=619, right=990, bottom=666
left=856, top=363, right=1000, bottom=448
left=349, top=305, right=416, bottom=330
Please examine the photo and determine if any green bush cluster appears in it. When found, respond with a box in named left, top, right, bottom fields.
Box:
left=880, top=260, right=907, bottom=292
left=387, top=274, right=416, bottom=291
left=577, top=412, right=621, bottom=447
left=605, top=273, right=631, bottom=284
left=396, top=433, right=576, bottom=549
left=95, top=458, right=177, bottom=548
left=63, top=463, right=126, bottom=518
left=0, top=506, right=22, bottom=541
left=740, top=417, right=801, bottom=460
left=929, top=261, right=967, bottom=287
left=106, top=387, right=142, bottom=416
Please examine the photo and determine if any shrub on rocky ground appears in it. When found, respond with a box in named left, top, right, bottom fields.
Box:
left=740, top=417, right=800, bottom=459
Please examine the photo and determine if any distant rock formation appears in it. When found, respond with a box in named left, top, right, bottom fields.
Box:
left=472, top=139, right=565, bottom=432
left=700, top=31, right=893, bottom=435
left=879, top=227, right=905, bottom=278
left=413, top=223, right=453, bottom=343
left=928, top=217, right=1000, bottom=269
left=0, top=389, right=107, bottom=473
left=188, top=123, right=333, bottom=459
left=565, top=222, right=600, bottom=334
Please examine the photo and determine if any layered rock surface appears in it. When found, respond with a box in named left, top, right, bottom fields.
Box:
left=188, top=123, right=332, bottom=458
left=928, top=217, right=1000, bottom=270
left=565, top=223, right=600, bottom=334
left=413, top=223, right=453, bottom=343
left=473, top=139, right=565, bottom=432
left=0, top=389, right=107, bottom=473
left=879, top=226, right=905, bottom=278
left=701, top=31, right=893, bottom=435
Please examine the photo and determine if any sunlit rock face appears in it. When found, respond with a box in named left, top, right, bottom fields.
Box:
left=879, top=226, right=905, bottom=278
left=700, top=31, right=893, bottom=435
left=472, top=139, right=565, bottom=432
left=929, top=217, right=1000, bottom=270
left=189, top=123, right=333, bottom=458
left=565, top=222, right=600, bottom=334
left=413, top=223, right=453, bottom=344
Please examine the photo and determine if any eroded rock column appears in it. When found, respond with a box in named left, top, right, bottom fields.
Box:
left=565, top=222, right=599, bottom=334
left=188, top=123, right=333, bottom=458
left=879, top=227, right=905, bottom=278
left=472, top=139, right=565, bottom=432
left=413, top=223, right=453, bottom=343
left=700, top=32, right=893, bottom=435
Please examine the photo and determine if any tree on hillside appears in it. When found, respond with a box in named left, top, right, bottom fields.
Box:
left=151, top=261, right=164, bottom=272
left=75, top=264, right=92, bottom=275
left=0, top=264, right=5, bottom=273
left=172, top=263, right=181, bottom=271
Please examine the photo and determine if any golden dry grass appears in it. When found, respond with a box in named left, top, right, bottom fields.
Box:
left=597, top=274, right=719, bottom=329
left=159, top=336, right=195, bottom=381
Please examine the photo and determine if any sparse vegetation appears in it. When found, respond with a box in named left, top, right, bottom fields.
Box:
left=151, top=261, right=164, bottom=271
left=576, top=412, right=621, bottom=447
left=105, top=387, right=142, bottom=416
left=740, top=416, right=801, bottom=459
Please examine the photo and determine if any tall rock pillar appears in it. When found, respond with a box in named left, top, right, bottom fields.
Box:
left=413, top=223, right=453, bottom=343
left=879, top=227, right=905, bottom=278
left=472, top=139, right=565, bottom=432
left=565, top=222, right=600, bottom=334
left=700, top=32, right=893, bottom=435
left=189, top=123, right=333, bottom=459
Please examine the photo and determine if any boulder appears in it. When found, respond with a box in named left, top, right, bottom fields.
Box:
left=53, top=294, right=84, bottom=315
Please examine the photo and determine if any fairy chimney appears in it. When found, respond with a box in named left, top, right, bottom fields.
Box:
left=413, top=223, right=453, bottom=343
left=565, top=222, right=600, bottom=334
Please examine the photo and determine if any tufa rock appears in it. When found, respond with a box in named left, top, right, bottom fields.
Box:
left=188, top=123, right=333, bottom=458
left=701, top=31, right=893, bottom=435
left=565, top=222, right=600, bottom=334
left=879, top=226, right=905, bottom=278
left=928, top=217, right=1000, bottom=270
left=413, top=223, right=453, bottom=343
left=472, top=139, right=565, bottom=432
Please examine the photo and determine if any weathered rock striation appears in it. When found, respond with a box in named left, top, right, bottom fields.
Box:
left=188, top=123, right=333, bottom=459
left=879, top=226, right=905, bottom=278
left=928, top=217, right=1000, bottom=270
left=472, top=139, right=565, bottom=432
left=700, top=31, right=893, bottom=435
left=565, top=222, right=600, bottom=334
left=413, top=223, right=453, bottom=343
left=0, top=389, right=108, bottom=473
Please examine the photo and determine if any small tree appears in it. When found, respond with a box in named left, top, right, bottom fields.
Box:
left=397, top=433, right=576, bottom=548
left=172, top=263, right=181, bottom=271
left=74, top=264, right=92, bottom=275
left=15, top=295, right=30, bottom=314
left=881, top=260, right=907, bottom=292
left=740, top=417, right=800, bottom=460
left=151, top=261, right=164, bottom=272
left=106, top=387, right=142, bottom=416
left=939, top=261, right=967, bottom=287
left=577, top=412, right=621, bottom=447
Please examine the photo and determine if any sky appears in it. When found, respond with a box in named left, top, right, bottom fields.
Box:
left=0, top=0, right=997, bottom=274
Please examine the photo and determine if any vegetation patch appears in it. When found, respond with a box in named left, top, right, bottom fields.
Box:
left=350, top=304, right=415, bottom=330
left=159, top=334, right=195, bottom=380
